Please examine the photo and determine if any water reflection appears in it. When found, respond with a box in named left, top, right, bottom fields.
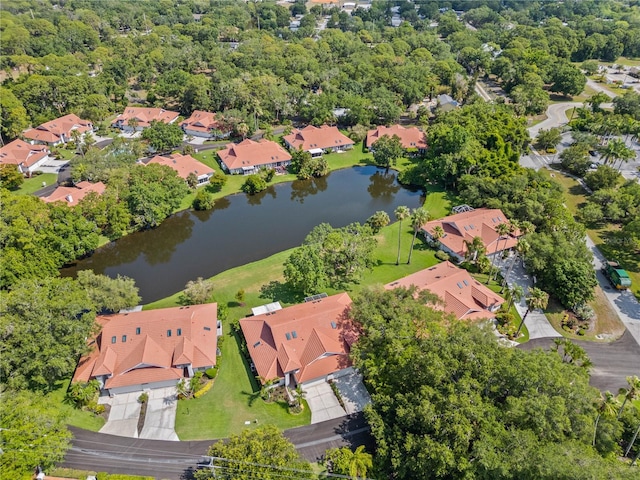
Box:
left=368, top=170, right=400, bottom=200
left=290, top=175, right=329, bottom=204
left=247, top=185, right=277, bottom=206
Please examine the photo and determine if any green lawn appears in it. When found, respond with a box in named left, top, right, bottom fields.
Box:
left=423, top=184, right=461, bottom=219
left=15, top=173, right=58, bottom=195
left=45, top=379, right=106, bottom=431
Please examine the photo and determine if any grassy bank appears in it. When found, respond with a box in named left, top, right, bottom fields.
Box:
left=45, top=379, right=106, bottom=431
left=15, top=173, right=58, bottom=195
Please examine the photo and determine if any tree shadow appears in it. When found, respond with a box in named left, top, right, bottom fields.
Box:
left=241, top=389, right=262, bottom=407
left=259, top=280, right=305, bottom=304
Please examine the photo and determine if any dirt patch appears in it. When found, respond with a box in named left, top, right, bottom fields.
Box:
left=137, top=400, right=147, bottom=435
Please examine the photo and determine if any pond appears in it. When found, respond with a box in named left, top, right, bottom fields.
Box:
left=62, top=166, right=423, bottom=302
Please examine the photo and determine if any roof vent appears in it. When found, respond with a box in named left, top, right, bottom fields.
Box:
left=331, top=321, right=337, bottom=329
left=253, top=341, right=261, bottom=348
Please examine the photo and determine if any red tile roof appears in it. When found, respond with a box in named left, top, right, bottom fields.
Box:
left=73, top=304, right=217, bottom=391
left=217, top=138, right=292, bottom=172
left=113, top=107, right=179, bottom=128
left=22, top=114, right=93, bottom=144
left=422, top=208, right=518, bottom=258
left=42, top=181, right=106, bottom=207
left=147, top=153, right=213, bottom=180
left=0, top=139, right=49, bottom=169
left=240, top=293, right=358, bottom=385
left=180, top=110, right=226, bottom=134
left=366, top=125, right=427, bottom=150
left=385, top=261, right=504, bottom=320
left=283, top=125, right=354, bottom=151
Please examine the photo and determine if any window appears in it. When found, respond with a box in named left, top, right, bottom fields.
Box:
left=204, top=326, right=211, bottom=331
left=463, top=280, right=469, bottom=286
left=136, top=327, right=141, bottom=335
left=122, top=335, right=127, bottom=343
left=285, top=332, right=291, bottom=341
left=457, top=282, right=463, bottom=289
left=177, top=328, right=182, bottom=336
left=167, top=329, right=172, bottom=337
left=111, top=336, right=117, bottom=344
left=331, top=321, right=337, bottom=329
left=292, top=331, right=298, bottom=339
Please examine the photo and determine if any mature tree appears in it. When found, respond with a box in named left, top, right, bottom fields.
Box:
left=584, top=164, right=622, bottom=191
left=0, top=390, right=72, bottom=478
left=126, top=163, right=188, bottom=228
left=195, top=425, right=314, bottom=480
left=407, top=207, right=429, bottom=264
left=284, top=223, right=376, bottom=295
left=141, top=120, right=184, bottom=153
left=515, top=287, right=549, bottom=337
left=372, top=134, right=405, bottom=168
left=593, top=391, right=619, bottom=447
left=586, top=92, right=611, bottom=113
left=0, top=164, right=24, bottom=189
left=464, top=235, right=486, bottom=264
left=487, top=222, right=511, bottom=284
left=186, top=172, right=199, bottom=189
left=241, top=174, right=268, bottom=195
left=614, top=91, right=640, bottom=120
left=394, top=205, right=410, bottom=265
left=560, top=145, right=591, bottom=176
left=324, top=446, right=373, bottom=479
left=598, top=138, right=635, bottom=170
left=536, top=128, right=562, bottom=152
left=510, top=72, right=549, bottom=115
left=193, top=188, right=215, bottom=210
left=366, top=210, right=390, bottom=234
left=181, top=277, right=215, bottom=305
left=349, top=288, right=621, bottom=479
left=0, top=87, right=30, bottom=142
left=0, top=277, right=96, bottom=391
left=76, top=269, right=140, bottom=313
left=618, top=376, right=640, bottom=419
left=549, top=62, right=587, bottom=97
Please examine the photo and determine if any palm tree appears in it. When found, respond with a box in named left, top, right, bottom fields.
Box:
left=617, top=375, right=640, bottom=418
left=464, top=236, right=486, bottom=264
left=515, top=287, right=549, bottom=337
left=501, top=239, right=530, bottom=294
left=625, top=422, right=640, bottom=457
left=487, top=222, right=511, bottom=284
left=593, top=391, right=620, bottom=447
left=394, top=205, right=410, bottom=265
left=504, top=284, right=524, bottom=313
left=431, top=225, right=445, bottom=247
left=407, top=207, right=430, bottom=264
left=347, top=445, right=373, bottom=479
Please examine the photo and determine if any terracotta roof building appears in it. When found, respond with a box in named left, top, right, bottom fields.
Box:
left=366, top=125, right=427, bottom=152
left=0, top=139, right=50, bottom=174
left=386, top=261, right=503, bottom=321
left=42, top=181, right=106, bottom=207
left=283, top=125, right=354, bottom=156
left=240, top=293, right=358, bottom=387
left=422, top=208, right=518, bottom=261
left=147, top=153, right=214, bottom=186
left=217, top=138, right=292, bottom=175
left=23, top=113, right=93, bottom=146
left=112, top=107, right=180, bottom=132
left=180, top=110, right=230, bottom=139
left=73, top=304, right=218, bottom=395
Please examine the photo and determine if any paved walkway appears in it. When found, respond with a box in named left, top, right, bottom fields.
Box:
left=528, top=102, right=582, bottom=138
left=303, top=380, right=346, bottom=424
left=497, top=255, right=561, bottom=339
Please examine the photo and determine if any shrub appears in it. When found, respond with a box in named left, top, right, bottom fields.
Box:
left=241, top=174, right=267, bottom=194
left=577, top=329, right=585, bottom=336
left=207, top=172, right=227, bottom=192
left=138, top=392, right=148, bottom=404
left=435, top=250, right=450, bottom=261
left=194, top=380, right=213, bottom=398
left=205, top=366, right=218, bottom=379
left=574, top=303, right=595, bottom=321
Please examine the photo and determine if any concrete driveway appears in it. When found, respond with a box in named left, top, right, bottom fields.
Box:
left=98, top=392, right=141, bottom=438
left=303, top=380, right=346, bottom=424
left=139, top=387, right=179, bottom=441
left=498, top=255, right=561, bottom=339
left=333, top=373, right=371, bottom=415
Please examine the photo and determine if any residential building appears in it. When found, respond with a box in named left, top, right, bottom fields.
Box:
left=111, top=107, right=180, bottom=132
left=436, top=94, right=459, bottom=112
left=0, top=139, right=50, bottom=175
left=421, top=208, right=518, bottom=262
left=283, top=125, right=354, bottom=157
left=147, top=153, right=214, bottom=186
left=72, top=303, right=218, bottom=395
left=217, top=138, right=292, bottom=174
left=240, top=293, right=359, bottom=387
left=366, top=125, right=427, bottom=152
left=42, top=181, right=106, bottom=207
left=180, top=110, right=230, bottom=139
left=23, top=113, right=93, bottom=146
left=386, top=261, right=504, bottom=321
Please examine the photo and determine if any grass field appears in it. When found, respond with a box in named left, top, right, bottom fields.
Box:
left=15, top=173, right=58, bottom=195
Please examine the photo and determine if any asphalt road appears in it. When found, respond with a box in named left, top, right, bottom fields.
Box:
left=63, top=413, right=372, bottom=479
left=518, top=330, right=640, bottom=392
